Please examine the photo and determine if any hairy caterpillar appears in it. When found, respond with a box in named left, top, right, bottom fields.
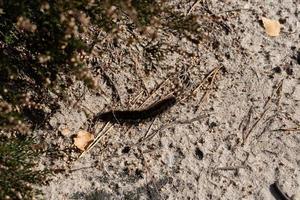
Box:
left=93, top=96, right=176, bottom=123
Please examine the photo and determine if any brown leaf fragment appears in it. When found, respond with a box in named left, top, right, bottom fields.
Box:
left=74, top=130, right=94, bottom=151
left=261, top=17, right=281, bottom=37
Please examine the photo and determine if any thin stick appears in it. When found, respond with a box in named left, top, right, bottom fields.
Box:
left=90, top=122, right=111, bottom=146
left=140, top=118, right=156, bottom=142
left=181, top=66, right=222, bottom=102
left=242, top=107, right=269, bottom=146
left=214, top=166, right=246, bottom=171
left=263, top=79, right=283, bottom=108
left=199, top=66, right=222, bottom=103
left=186, top=0, right=200, bottom=16
left=272, top=127, right=300, bottom=132
left=216, top=8, right=255, bottom=14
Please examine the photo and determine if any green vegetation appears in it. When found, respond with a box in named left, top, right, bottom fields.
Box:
left=0, top=135, right=48, bottom=199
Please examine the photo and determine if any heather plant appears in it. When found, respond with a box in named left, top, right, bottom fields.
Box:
left=0, top=0, right=96, bottom=131
left=0, top=0, right=222, bottom=198
left=0, top=0, right=210, bottom=131
left=0, top=135, right=48, bottom=199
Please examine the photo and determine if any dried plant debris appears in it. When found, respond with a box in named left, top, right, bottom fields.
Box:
left=261, top=17, right=281, bottom=37
left=74, top=130, right=94, bottom=151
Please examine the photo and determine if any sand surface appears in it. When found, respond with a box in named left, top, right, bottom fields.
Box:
left=39, top=1, right=300, bottom=199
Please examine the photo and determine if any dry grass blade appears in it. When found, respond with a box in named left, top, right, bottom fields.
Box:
left=79, top=122, right=112, bottom=158
left=137, top=122, right=173, bottom=146
left=242, top=108, right=269, bottom=146
left=263, top=79, right=283, bottom=108
left=241, top=79, right=284, bottom=146
left=272, top=127, right=300, bottom=132
left=142, top=78, right=171, bottom=106
left=137, top=115, right=208, bottom=146
left=214, top=166, right=246, bottom=171
left=140, top=118, right=156, bottom=142
left=181, top=66, right=222, bottom=102
left=186, top=0, right=200, bottom=15
left=129, top=90, right=144, bottom=105
left=199, top=66, right=222, bottom=103
left=122, top=78, right=172, bottom=136
left=239, top=106, right=253, bottom=131
left=254, top=114, right=277, bottom=142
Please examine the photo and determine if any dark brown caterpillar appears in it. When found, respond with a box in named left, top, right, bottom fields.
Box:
left=93, top=96, right=176, bottom=123
left=269, top=182, right=291, bottom=200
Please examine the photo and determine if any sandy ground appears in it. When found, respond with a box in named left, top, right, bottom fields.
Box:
left=39, top=1, right=300, bottom=199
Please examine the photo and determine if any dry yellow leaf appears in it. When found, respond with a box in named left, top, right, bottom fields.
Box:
left=261, top=17, right=281, bottom=37
left=74, top=130, right=94, bottom=151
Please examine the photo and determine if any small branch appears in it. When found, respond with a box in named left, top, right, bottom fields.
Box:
left=186, top=0, right=200, bottom=16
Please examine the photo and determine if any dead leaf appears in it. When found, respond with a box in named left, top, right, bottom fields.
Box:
left=74, top=130, right=94, bottom=151
left=261, top=17, right=281, bottom=37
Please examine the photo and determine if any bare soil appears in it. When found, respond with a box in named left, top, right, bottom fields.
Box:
left=39, top=1, right=300, bottom=199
